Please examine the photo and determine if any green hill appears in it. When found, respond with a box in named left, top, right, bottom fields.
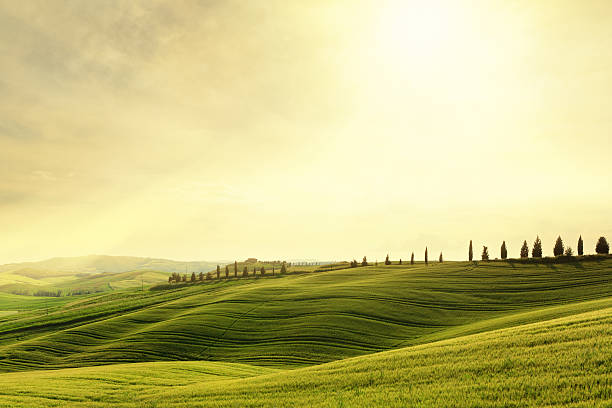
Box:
left=0, top=255, right=221, bottom=296
left=0, top=303, right=609, bottom=407
left=0, top=258, right=610, bottom=372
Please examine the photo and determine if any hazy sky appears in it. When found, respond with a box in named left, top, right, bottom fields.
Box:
left=1, top=0, right=610, bottom=264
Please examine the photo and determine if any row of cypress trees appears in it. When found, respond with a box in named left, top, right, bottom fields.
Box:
left=469, top=235, right=609, bottom=261
left=351, top=235, right=609, bottom=267
left=169, top=262, right=288, bottom=283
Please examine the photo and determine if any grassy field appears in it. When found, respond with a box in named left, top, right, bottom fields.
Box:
left=0, top=305, right=609, bottom=407
left=0, top=258, right=609, bottom=406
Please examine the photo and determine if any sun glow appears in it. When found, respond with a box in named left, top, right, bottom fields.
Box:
left=373, top=1, right=460, bottom=65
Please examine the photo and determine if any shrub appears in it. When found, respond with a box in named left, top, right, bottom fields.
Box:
left=520, top=241, right=529, bottom=258
left=482, top=246, right=489, bottom=261
left=596, top=237, right=610, bottom=254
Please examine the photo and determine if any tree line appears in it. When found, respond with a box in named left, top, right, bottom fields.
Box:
left=168, top=261, right=288, bottom=283
left=472, top=235, right=609, bottom=261
left=346, top=235, right=609, bottom=267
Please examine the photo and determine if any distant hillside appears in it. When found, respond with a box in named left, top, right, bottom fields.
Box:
left=0, top=255, right=220, bottom=296
left=0, top=255, right=219, bottom=275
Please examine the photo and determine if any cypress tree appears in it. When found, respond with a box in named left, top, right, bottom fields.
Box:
left=482, top=246, right=489, bottom=261
left=553, top=236, right=564, bottom=256
left=280, top=262, right=287, bottom=274
left=168, top=276, right=172, bottom=283
left=578, top=235, right=584, bottom=256
left=532, top=236, right=543, bottom=258
left=182, top=274, right=187, bottom=282
left=225, top=265, right=229, bottom=278
left=501, top=241, right=507, bottom=260
left=234, top=261, right=238, bottom=278
left=190, top=272, right=196, bottom=282
left=596, top=236, right=610, bottom=254
left=362, top=256, right=368, bottom=267
left=206, top=272, right=212, bottom=280
left=216, top=265, right=221, bottom=279
left=520, top=240, right=529, bottom=258
left=425, top=247, right=428, bottom=265
left=385, top=254, right=391, bottom=265
left=410, top=252, right=414, bottom=265
left=439, top=252, right=443, bottom=263
left=243, top=266, right=248, bottom=277
left=399, top=259, right=402, bottom=265
left=272, top=265, right=275, bottom=276
left=469, top=240, right=473, bottom=261
left=199, top=272, right=204, bottom=281
left=260, top=266, right=266, bottom=276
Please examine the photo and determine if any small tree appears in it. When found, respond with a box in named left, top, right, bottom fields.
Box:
left=385, top=254, right=391, bottom=265
left=553, top=236, right=564, bottom=256
left=182, top=274, right=187, bottom=282
left=206, top=272, right=212, bottom=280
left=272, top=265, right=275, bottom=276
left=243, top=266, right=248, bottom=277
left=501, top=241, right=507, bottom=260
left=410, top=252, right=414, bottom=265
left=565, top=247, right=573, bottom=256
left=199, top=272, right=204, bottom=281
left=168, top=276, right=172, bottom=283
left=225, top=265, right=229, bottom=278
left=439, top=252, right=443, bottom=263
left=362, top=256, right=368, bottom=267
left=260, top=266, right=266, bottom=276
left=532, top=236, right=543, bottom=258
left=520, top=240, right=529, bottom=258
left=469, top=240, right=473, bottom=262
left=280, top=262, right=287, bottom=274
left=482, top=246, right=489, bottom=261
left=254, top=266, right=258, bottom=276
left=234, top=261, right=238, bottom=278
left=216, top=265, right=221, bottom=279
left=190, top=272, right=196, bottom=282
left=425, top=247, right=428, bottom=265
left=578, top=235, right=584, bottom=256
left=399, top=259, right=402, bottom=265
left=596, top=236, right=610, bottom=254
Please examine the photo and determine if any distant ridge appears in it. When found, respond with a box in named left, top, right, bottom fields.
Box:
left=0, top=255, right=219, bottom=275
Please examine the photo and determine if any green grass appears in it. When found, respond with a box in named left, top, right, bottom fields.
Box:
left=0, top=305, right=609, bottom=407
left=0, top=259, right=609, bottom=371
left=0, top=258, right=610, bottom=406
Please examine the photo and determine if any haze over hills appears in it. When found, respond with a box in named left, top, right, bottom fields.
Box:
left=0, top=255, right=221, bottom=296
left=0, top=255, right=220, bottom=275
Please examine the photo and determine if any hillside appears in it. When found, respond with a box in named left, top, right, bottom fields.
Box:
left=0, top=255, right=221, bottom=296
left=0, top=255, right=219, bottom=275
left=0, top=304, right=609, bottom=407
left=0, top=258, right=610, bottom=372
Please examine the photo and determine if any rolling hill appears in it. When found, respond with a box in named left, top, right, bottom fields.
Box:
left=0, top=255, right=220, bottom=296
left=0, top=258, right=610, bottom=371
left=0, top=257, right=609, bottom=406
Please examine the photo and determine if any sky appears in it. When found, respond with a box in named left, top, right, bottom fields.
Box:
left=0, top=0, right=611, bottom=264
